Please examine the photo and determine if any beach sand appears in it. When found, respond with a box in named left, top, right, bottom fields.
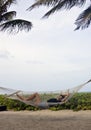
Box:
left=0, top=110, right=91, bottom=130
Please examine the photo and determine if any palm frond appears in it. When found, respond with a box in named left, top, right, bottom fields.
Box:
left=43, top=1, right=67, bottom=18
left=0, top=19, right=32, bottom=33
left=0, top=0, right=4, bottom=5
left=42, top=0, right=87, bottom=18
left=0, top=0, right=16, bottom=14
left=28, top=0, right=86, bottom=11
left=75, top=5, right=91, bottom=30
left=0, top=0, right=16, bottom=7
left=27, top=1, right=42, bottom=11
left=0, top=11, right=16, bottom=23
left=27, top=0, right=59, bottom=11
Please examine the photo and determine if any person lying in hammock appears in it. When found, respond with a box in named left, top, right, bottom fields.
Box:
left=47, top=93, right=70, bottom=103
left=16, top=92, right=70, bottom=108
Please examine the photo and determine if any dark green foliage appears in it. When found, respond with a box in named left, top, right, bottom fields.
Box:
left=0, top=95, right=39, bottom=111
left=0, top=0, right=32, bottom=33
left=50, top=92, right=91, bottom=111
left=0, top=92, right=91, bottom=111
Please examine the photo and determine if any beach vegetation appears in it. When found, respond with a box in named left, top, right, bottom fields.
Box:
left=0, top=92, right=91, bottom=111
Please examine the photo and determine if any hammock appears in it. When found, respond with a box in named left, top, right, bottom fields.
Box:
left=0, top=79, right=91, bottom=108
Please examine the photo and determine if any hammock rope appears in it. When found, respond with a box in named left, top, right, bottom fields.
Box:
left=0, top=79, right=91, bottom=108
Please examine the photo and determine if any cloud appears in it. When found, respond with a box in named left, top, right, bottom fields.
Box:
left=0, top=50, right=14, bottom=60
left=26, top=60, right=44, bottom=64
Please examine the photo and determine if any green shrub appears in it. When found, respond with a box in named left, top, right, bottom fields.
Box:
left=0, top=92, right=91, bottom=111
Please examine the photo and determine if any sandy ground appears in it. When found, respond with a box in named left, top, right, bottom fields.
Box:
left=0, top=110, right=91, bottom=130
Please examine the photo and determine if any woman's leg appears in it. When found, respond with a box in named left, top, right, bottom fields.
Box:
left=26, top=93, right=41, bottom=104
left=16, top=94, right=25, bottom=100
left=16, top=93, right=41, bottom=104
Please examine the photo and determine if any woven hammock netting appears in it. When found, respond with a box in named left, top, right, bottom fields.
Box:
left=0, top=80, right=91, bottom=107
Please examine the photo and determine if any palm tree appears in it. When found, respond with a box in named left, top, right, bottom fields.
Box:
left=28, top=0, right=91, bottom=30
left=0, top=0, right=32, bottom=33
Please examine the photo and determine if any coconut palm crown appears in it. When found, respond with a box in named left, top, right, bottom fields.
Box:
left=28, top=0, right=91, bottom=30
left=0, top=0, right=32, bottom=33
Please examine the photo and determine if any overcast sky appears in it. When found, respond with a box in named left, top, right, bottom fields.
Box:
left=0, top=0, right=91, bottom=92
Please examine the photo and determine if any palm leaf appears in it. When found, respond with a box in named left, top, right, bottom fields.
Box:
left=43, top=1, right=68, bottom=18
left=0, top=11, right=16, bottom=23
left=27, top=1, right=43, bottom=11
left=27, top=0, right=59, bottom=11
left=28, top=0, right=86, bottom=11
left=0, top=0, right=16, bottom=5
left=0, top=19, right=32, bottom=33
left=0, top=0, right=16, bottom=14
left=42, top=0, right=87, bottom=18
left=75, top=5, right=91, bottom=30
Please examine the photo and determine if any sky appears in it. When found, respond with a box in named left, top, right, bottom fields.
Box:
left=0, top=0, right=91, bottom=92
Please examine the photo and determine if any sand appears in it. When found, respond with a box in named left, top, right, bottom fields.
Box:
left=0, top=110, right=91, bottom=130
